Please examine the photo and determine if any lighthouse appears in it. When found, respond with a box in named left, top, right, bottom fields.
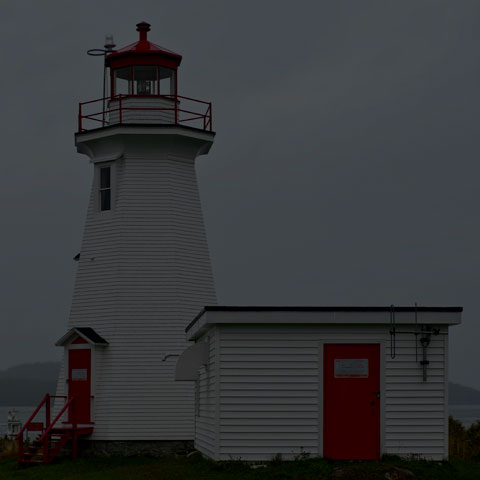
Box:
left=53, top=22, right=216, bottom=454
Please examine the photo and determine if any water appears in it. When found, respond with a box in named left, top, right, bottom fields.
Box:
left=449, top=405, right=480, bottom=428
left=0, top=406, right=36, bottom=437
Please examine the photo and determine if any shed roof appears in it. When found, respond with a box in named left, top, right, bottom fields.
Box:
left=186, top=306, right=462, bottom=340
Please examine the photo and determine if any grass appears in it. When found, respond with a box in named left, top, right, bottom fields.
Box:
left=0, top=454, right=480, bottom=480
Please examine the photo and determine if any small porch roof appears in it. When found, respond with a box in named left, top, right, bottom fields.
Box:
left=55, top=327, right=109, bottom=347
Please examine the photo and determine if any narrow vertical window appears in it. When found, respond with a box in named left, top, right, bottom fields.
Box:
left=99, top=166, right=111, bottom=211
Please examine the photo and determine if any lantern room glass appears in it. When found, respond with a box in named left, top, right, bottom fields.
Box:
left=114, top=67, right=131, bottom=95
left=159, top=67, right=176, bottom=95
left=134, top=66, right=158, bottom=95
left=113, top=67, right=176, bottom=96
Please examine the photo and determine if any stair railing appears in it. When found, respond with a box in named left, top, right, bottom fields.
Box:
left=15, top=393, right=48, bottom=462
left=15, top=394, right=69, bottom=463
left=37, top=396, right=75, bottom=462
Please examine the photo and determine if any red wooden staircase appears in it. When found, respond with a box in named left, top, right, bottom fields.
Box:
left=16, top=394, right=93, bottom=465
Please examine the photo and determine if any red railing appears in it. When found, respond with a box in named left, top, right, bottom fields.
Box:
left=15, top=393, right=71, bottom=463
left=78, top=94, right=213, bottom=133
left=37, top=397, right=75, bottom=462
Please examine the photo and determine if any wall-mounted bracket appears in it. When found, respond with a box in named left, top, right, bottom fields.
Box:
left=389, top=304, right=441, bottom=382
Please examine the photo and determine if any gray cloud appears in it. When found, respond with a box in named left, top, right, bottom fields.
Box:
left=0, top=0, right=479, bottom=388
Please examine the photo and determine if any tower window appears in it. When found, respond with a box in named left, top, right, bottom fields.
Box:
left=99, top=166, right=111, bottom=211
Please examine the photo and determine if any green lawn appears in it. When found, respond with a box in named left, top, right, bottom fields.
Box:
left=1, top=455, right=480, bottom=480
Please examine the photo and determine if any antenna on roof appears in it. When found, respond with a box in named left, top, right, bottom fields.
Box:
left=87, top=35, right=117, bottom=126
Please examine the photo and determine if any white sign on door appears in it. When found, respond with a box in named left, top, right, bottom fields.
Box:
left=334, top=359, right=369, bottom=378
left=71, top=369, right=88, bottom=381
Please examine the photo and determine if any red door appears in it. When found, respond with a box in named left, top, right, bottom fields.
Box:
left=324, top=344, right=380, bottom=460
left=68, top=349, right=91, bottom=424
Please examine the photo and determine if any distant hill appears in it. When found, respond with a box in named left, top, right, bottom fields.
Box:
left=449, top=382, right=480, bottom=405
left=0, top=362, right=60, bottom=406
left=0, top=361, right=479, bottom=406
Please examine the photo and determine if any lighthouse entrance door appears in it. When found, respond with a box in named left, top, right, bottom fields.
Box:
left=68, top=348, right=92, bottom=423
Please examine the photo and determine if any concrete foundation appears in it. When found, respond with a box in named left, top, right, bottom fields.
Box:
left=77, top=440, right=195, bottom=457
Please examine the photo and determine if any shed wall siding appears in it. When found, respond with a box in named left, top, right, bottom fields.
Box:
left=201, top=324, right=448, bottom=461
left=384, top=333, right=446, bottom=459
left=60, top=144, right=216, bottom=440
left=194, top=329, right=216, bottom=458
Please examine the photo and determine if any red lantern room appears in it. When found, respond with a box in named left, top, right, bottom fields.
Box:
left=106, top=21, right=181, bottom=98
left=78, top=22, right=212, bottom=132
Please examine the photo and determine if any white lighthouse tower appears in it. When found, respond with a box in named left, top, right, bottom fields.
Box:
left=54, top=22, right=216, bottom=454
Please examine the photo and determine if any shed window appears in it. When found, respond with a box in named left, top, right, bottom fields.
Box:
left=99, top=166, right=111, bottom=211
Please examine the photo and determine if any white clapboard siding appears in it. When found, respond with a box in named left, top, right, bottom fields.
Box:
left=194, top=323, right=449, bottom=461
left=53, top=355, right=67, bottom=419
left=57, top=134, right=216, bottom=441
left=194, top=330, right=216, bottom=458
left=108, top=97, right=175, bottom=125
left=383, top=332, right=447, bottom=460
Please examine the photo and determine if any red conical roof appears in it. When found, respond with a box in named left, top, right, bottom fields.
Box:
left=106, top=22, right=182, bottom=70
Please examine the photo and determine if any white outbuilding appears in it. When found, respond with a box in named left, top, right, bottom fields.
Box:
left=177, top=306, right=461, bottom=461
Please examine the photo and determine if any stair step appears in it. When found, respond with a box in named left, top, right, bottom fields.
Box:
left=19, top=393, right=96, bottom=466
left=26, top=445, right=58, bottom=451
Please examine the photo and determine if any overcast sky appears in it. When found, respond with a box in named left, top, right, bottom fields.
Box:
left=0, top=1, right=479, bottom=388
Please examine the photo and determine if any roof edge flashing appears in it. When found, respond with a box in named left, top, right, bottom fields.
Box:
left=185, top=306, right=462, bottom=339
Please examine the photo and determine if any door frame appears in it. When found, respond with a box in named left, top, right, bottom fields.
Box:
left=318, top=339, right=385, bottom=458
left=65, top=343, right=96, bottom=424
